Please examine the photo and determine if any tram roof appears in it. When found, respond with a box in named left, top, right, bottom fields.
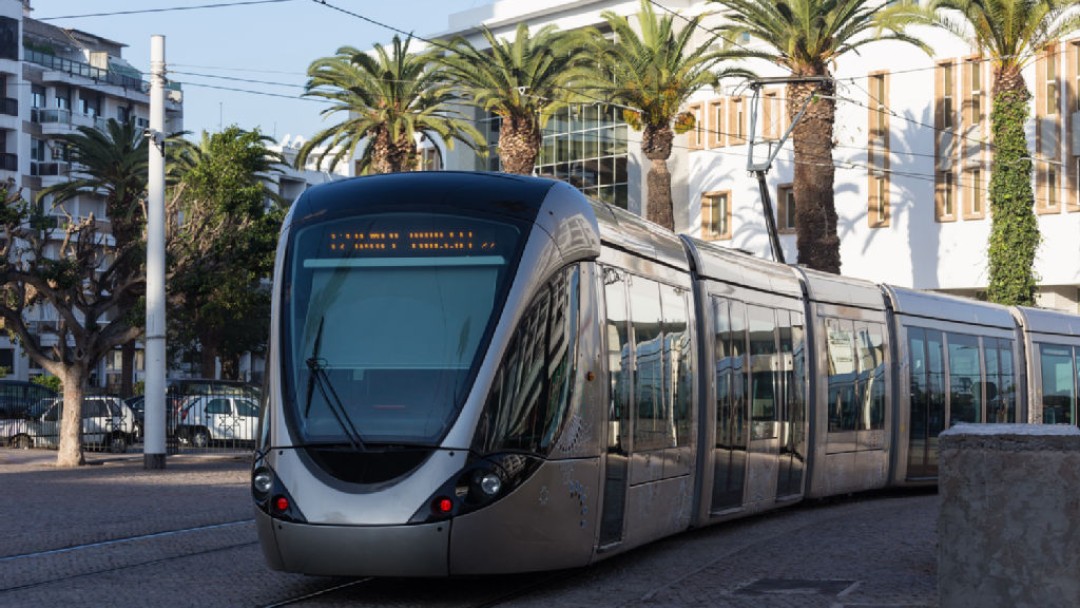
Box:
left=592, top=201, right=690, bottom=271
left=1014, top=306, right=1080, bottom=338
left=794, top=267, right=885, bottom=310
left=883, top=285, right=1016, bottom=329
left=289, top=171, right=562, bottom=224
left=680, top=237, right=803, bottom=299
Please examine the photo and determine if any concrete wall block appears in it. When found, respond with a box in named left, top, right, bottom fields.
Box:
left=939, top=424, right=1080, bottom=608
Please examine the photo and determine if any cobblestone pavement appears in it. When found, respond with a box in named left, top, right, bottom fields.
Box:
left=0, top=449, right=937, bottom=607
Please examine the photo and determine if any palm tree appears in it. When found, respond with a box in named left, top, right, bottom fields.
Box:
left=436, top=22, right=592, bottom=175
left=297, top=35, right=483, bottom=175
left=583, top=0, right=742, bottom=231
left=40, top=119, right=148, bottom=248
left=39, top=119, right=149, bottom=401
left=709, top=0, right=931, bottom=273
left=933, top=0, right=1080, bottom=305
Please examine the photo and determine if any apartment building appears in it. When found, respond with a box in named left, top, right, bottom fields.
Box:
left=0, top=0, right=183, bottom=386
left=429, top=0, right=1080, bottom=314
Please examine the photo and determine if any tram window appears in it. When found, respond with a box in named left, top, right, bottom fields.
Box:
left=476, top=266, right=581, bottom=453
left=826, top=319, right=858, bottom=432
left=630, top=278, right=668, bottom=452
left=1039, top=344, right=1076, bottom=425
left=748, top=306, right=777, bottom=439
left=985, top=338, right=1016, bottom=423
left=947, top=333, right=982, bottom=424
left=661, top=284, right=692, bottom=447
left=604, top=269, right=631, bottom=453
left=859, top=324, right=887, bottom=430
left=728, top=300, right=748, bottom=448
left=714, top=297, right=732, bottom=448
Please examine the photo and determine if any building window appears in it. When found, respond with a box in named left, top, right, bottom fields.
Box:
left=534, top=105, right=629, bottom=208
left=966, top=168, right=985, bottom=219
left=777, top=183, right=795, bottom=233
left=688, top=102, right=704, bottom=150
left=969, top=59, right=983, bottom=124
left=1046, top=46, right=1060, bottom=116
left=728, top=97, right=746, bottom=146
left=708, top=99, right=724, bottom=148
left=702, top=190, right=732, bottom=240
left=31, top=86, right=44, bottom=109
left=871, top=74, right=886, bottom=134
left=942, top=63, right=954, bottom=130
left=936, top=170, right=956, bottom=221
left=868, top=72, right=890, bottom=228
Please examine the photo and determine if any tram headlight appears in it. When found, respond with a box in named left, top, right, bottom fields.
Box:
left=474, top=471, right=503, bottom=497
left=253, top=468, right=274, bottom=497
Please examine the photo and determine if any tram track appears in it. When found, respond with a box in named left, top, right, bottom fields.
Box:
left=0, top=518, right=257, bottom=595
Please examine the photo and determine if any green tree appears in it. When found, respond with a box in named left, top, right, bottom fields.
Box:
left=709, top=0, right=931, bottom=272
left=167, top=126, right=284, bottom=378
left=934, top=0, right=1080, bottom=305
left=582, top=0, right=742, bottom=231
left=0, top=119, right=150, bottom=466
left=436, top=23, right=592, bottom=175
left=297, top=35, right=484, bottom=175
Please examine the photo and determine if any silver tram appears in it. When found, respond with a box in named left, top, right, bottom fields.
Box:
left=253, top=172, right=1080, bottom=577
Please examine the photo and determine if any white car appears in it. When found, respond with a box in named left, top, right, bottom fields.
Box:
left=175, top=395, right=260, bottom=448
left=12, top=396, right=138, bottom=453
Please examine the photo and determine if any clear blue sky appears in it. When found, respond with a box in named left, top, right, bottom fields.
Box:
left=35, top=0, right=490, bottom=142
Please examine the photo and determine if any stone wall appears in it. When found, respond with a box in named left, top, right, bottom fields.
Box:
left=939, top=423, right=1080, bottom=608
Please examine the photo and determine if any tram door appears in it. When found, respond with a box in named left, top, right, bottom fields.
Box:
left=710, top=298, right=748, bottom=513
left=599, top=270, right=631, bottom=547
left=907, top=327, right=946, bottom=478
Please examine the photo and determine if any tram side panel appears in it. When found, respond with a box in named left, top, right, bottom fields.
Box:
left=449, top=262, right=604, bottom=575
left=803, top=299, right=892, bottom=498
left=589, top=249, right=698, bottom=557
left=1014, top=306, right=1080, bottom=428
left=691, top=278, right=810, bottom=524
left=883, top=286, right=1027, bottom=486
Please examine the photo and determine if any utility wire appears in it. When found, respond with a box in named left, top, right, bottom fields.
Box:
left=37, top=0, right=296, bottom=21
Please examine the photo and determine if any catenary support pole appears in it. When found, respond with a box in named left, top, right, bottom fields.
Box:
left=144, top=35, right=167, bottom=470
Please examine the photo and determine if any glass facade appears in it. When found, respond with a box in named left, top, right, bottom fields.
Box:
left=480, top=105, right=630, bottom=208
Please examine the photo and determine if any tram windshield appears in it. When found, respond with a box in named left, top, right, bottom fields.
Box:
left=284, top=212, right=525, bottom=446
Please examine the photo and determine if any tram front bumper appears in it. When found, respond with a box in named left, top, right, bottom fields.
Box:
left=255, top=510, right=450, bottom=577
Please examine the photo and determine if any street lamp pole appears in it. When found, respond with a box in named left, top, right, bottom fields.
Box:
left=144, top=35, right=167, bottom=470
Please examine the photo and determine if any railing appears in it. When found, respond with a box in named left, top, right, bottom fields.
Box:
left=30, top=161, right=70, bottom=176
left=25, top=50, right=148, bottom=92
left=31, top=108, right=108, bottom=131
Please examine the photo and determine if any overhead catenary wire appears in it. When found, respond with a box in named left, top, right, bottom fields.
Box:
left=36, top=0, right=297, bottom=21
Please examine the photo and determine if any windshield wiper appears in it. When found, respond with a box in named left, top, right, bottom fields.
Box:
left=304, top=316, right=366, bottom=452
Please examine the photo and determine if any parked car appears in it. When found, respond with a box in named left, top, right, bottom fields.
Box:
left=130, top=379, right=261, bottom=439
left=1, top=381, right=57, bottom=448
left=124, top=395, right=145, bottom=437
left=10, top=396, right=138, bottom=453
left=175, top=395, right=260, bottom=448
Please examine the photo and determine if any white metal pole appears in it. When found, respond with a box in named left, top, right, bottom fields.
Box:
left=144, top=35, right=167, bottom=469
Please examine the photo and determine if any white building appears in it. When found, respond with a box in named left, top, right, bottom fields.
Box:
left=0, top=0, right=183, bottom=387
left=427, top=0, right=1080, bottom=314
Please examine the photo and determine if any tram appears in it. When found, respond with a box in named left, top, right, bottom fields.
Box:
left=253, top=172, right=1080, bottom=577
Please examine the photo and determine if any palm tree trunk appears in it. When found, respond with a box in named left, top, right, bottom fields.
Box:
left=788, top=79, right=841, bottom=274
left=986, top=67, right=1039, bottom=305
left=642, top=125, right=675, bottom=231
left=498, top=115, right=542, bottom=175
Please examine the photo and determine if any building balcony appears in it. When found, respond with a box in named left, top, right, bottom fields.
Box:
left=31, top=108, right=108, bottom=135
left=0, top=97, right=16, bottom=116
left=0, top=152, right=16, bottom=172
left=25, top=49, right=149, bottom=93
